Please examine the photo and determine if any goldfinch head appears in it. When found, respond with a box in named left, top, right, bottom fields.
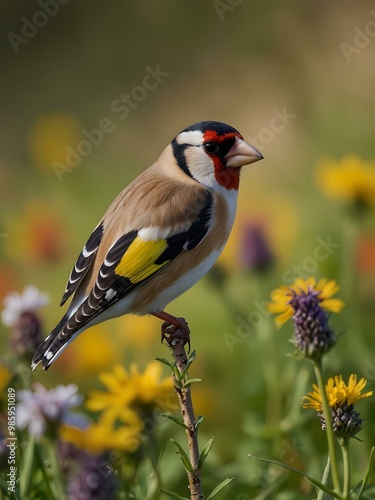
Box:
left=171, top=121, right=263, bottom=190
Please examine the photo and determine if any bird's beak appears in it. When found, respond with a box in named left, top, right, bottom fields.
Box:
left=225, top=137, right=264, bottom=167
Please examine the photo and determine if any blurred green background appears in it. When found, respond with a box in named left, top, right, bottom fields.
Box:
left=1, top=1, right=375, bottom=497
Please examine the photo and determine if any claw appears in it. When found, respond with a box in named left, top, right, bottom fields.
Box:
left=160, top=317, right=190, bottom=351
left=152, top=311, right=190, bottom=349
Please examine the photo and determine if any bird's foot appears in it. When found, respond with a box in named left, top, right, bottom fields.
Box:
left=160, top=318, right=190, bottom=351
left=151, top=311, right=190, bottom=350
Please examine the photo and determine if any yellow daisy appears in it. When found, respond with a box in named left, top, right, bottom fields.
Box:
left=60, top=419, right=141, bottom=454
left=267, top=276, right=345, bottom=328
left=85, top=362, right=174, bottom=425
left=315, top=155, right=375, bottom=207
left=303, top=374, right=373, bottom=412
left=303, top=374, right=372, bottom=438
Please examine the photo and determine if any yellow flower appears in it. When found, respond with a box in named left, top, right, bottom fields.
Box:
left=303, top=375, right=373, bottom=438
left=267, top=276, right=345, bottom=328
left=315, top=155, right=375, bottom=207
left=116, top=314, right=159, bottom=348
left=60, top=419, right=141, bottom=454
left=303, top=374, right=373, bottom=412
left=55, top=324, right=120, bottom=376
left=86, top=362, right=174, bottom=425
left=29, top=112, right=82, bottom=173
left=0, top=364, right=12, bottom=394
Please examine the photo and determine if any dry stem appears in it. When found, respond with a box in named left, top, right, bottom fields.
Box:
left=168, top=333, right=204, bottom=499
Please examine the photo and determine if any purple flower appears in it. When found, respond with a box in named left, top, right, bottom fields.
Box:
left=288, top=287, right=336, bottom=360
left=1, top=286, right=49, bottom=327
left=2, top=286, right=49, bottom=359
left=16, top=383, right=86, bottom=438
left=240, top=223, right=273, bottom=272
left=67, top=454, right=117, bottom=500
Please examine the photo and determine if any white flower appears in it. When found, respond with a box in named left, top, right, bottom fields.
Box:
left=16, top=383, right=84, bottom=438
left=1, top=285, right=49, bottom=327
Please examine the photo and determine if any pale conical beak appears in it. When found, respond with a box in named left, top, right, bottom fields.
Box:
left=225, top=137, right=264, bottom=167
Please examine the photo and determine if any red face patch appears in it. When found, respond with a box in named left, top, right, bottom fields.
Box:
left=203, top=130, right=243, bottom=190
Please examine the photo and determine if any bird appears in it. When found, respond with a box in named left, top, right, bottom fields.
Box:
left=32, top=121, right=263, bottom=370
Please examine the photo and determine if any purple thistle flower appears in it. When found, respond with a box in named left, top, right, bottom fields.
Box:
left=9, top=311, right=43, bottom=359
left=58, top=441, right=85, bottom=476
left=288, top=286, right=336, bottom=360
left=67, top=454, right=117, bottom=500
left=320, top=403, right=363, bottom=439
left=240, top=223, right=273, bottom=272
left=1, top=286, right=49, bottom=327
left=1, top=286, right=48, bottom=359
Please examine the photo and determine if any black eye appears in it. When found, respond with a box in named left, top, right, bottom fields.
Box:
left=203, top=141, right=219, bottom=154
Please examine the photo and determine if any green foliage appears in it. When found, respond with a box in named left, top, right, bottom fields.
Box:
left=1, top=3, right=375, bottom=498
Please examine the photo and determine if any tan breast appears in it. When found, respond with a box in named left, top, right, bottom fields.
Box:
left=130, top=191, right=234, bottom=312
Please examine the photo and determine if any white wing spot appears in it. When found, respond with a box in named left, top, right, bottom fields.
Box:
left=105, top=288, right=117, bottom=301
left=104, top=257, right=116, bottom=267
left=82, top=245, right=96, bottom=258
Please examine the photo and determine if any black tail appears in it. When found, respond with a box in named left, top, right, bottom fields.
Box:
left=31, top=312, right=71, bottom=370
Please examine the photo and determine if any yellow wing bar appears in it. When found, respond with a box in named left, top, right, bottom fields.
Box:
left=115, top=236, right=170, bottom=284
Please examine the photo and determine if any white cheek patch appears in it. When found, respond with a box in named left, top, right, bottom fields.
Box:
left=176, top=130, right=204, bottom=146
left=184, top=147, right=216, bottom=188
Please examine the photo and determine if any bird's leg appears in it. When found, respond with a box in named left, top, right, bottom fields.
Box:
left=151, top=311, right=190, bottom=351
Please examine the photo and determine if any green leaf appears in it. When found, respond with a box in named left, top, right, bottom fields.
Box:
left=249, top=454, right=343, bottom=499
left=170, top=439, right=193, bottom=473
left=357, top=446, right=374, bottom=499
left=42, top=437, right=66, bottom=500
left=184, top=378, right=202, bottom=387
left=198, top=437, right=214, bottom=469
left=160, top=489, right=189, bottom=500
left=0, top=477, right=20, bottom=499
left=182, top=350, right=196, bottom=376
left=162, top=413, right=188, bottom=429
left=20, top=436, right=35, bottom=499
left=317, top=457, right=330, bottom=500
left=155, top=357, right=176, bottom=372
left=206, top=477, right=234, bottom=500
left=195, top=415, right=204, bottom=430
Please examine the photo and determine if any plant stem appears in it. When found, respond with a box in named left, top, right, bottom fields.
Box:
left=317, top=457, right=330, bottom=500
left=43, top=437, right=65, bottom=500
left=313, top=359, right=341, bottom=494
left=339, top=437, right=350, bottom=499
left=170, top=339, right=204, bottom=500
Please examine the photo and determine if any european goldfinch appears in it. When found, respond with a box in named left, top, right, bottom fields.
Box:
left=32, top=121, right=263, bottom=370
